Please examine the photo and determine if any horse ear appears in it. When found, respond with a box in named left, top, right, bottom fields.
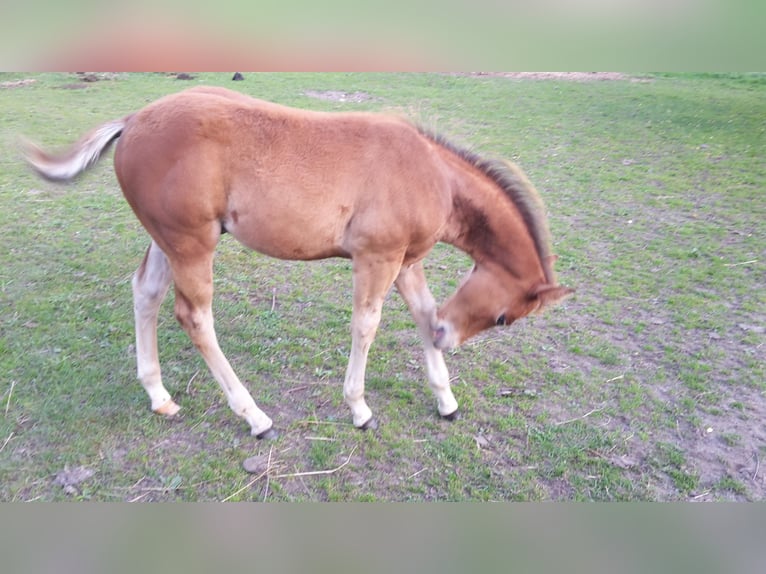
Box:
left=530, top=283, right=575, bottom=310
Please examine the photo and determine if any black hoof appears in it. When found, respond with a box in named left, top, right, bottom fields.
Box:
left=255, top=427, right=279, bottom=440
left=441, top=409, right=460, bottom=422
left=359, top=417, right=378, bottom=431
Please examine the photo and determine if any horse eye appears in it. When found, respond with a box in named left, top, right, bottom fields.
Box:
left=496, top=314, right=506, bottom=326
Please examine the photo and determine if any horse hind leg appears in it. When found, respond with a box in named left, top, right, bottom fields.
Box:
left=170, top=252, right=276, bottom=439
left=132, top=241, right=179, bottom=416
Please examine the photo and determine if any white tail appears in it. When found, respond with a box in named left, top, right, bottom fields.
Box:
left=22, top=118, right=127, bottom=182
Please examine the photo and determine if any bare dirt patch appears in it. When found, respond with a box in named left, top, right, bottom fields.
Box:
left=304, top=90, right=377, bottom=103
left=0, top=79, right=36, bottom=89
left=54, top=465, right=96, bottom=496
left=457, top=72, right=640, bottom=82
left=58, top=73, right=123, bottom=89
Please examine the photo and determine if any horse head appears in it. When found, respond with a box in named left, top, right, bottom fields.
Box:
left=433, top=256, right=573, bottom=350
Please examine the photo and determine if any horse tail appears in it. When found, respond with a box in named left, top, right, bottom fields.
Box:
left=22, top=116, right=130, bottom=182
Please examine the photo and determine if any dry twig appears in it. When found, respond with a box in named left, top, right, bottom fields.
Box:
left=272, top=445, right=358, bottom=479
left=408, top=468, right=428, bottom=480
left=297, top=419, right=347, bottom=426
left=0, top=432, right=13, bottom=454
left=222, top=468, right=272, bottom=502
left=223, top=444, right=357, bottom=501
left=5, top=380, right=16, bottom=416
left=555, top=405, right=605, bottom=426
left=262, top=445, right=274, bottom=502
left=185, top=370, right=199, bottom=395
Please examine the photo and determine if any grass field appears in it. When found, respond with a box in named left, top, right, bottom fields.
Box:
left=1, top=72, right=764, bottom=501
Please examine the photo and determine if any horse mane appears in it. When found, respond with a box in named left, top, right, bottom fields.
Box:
left=417, top=127, right=555, bottom=284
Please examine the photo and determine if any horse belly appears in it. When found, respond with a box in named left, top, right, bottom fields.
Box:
left=223, top=200, right=351, bottom=261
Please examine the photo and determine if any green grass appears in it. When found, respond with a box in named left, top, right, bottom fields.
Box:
left=1, top=72, right=765, bottom=501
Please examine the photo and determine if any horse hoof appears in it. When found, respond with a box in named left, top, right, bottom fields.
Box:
left=255, top=427, right=279, bottom=440
left=359, top=417, right=378, bottom=431
left=441, top=409, right=460, bottom=422
left=154, top=399, right=181, bottom=417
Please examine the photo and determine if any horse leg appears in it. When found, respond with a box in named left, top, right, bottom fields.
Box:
left=170, top=253, right=276, bottom=439
left=395, top=262, right=460, bottom=419
left=132, top=241, right=178, bottom=416
left=343, top=254, right=403, bottom=429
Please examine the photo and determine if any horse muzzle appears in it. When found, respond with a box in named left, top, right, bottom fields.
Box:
left=432, top=321, right=458, bottom=351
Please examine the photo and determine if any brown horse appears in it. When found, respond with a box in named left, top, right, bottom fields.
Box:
left=23, top=86, right=572, bottom=439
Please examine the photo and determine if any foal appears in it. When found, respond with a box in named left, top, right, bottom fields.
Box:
left=24, top=86, right=572, bottom=438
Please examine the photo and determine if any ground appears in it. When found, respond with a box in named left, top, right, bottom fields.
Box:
left=1, top=72, right=763, bottom=501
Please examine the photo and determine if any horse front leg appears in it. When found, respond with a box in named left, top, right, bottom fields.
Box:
left=395, top=261, right=459, bottom=420
left=343, top=254, right=403, bottom=430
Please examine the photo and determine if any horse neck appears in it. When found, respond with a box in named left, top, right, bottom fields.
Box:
left=440, top=158, right=546, bottom=284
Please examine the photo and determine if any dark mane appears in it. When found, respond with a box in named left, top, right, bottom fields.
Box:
left=417, top=127, right=555, bottom=283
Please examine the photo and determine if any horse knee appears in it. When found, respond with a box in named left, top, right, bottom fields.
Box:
left=353, top=307, right=382, bottom=340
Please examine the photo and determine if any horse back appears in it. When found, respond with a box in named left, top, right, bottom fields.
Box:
left=114, top=88, right=453, bottom=262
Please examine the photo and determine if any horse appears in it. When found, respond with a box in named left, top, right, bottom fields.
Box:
left=23, top=86, right=573, bottom=439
